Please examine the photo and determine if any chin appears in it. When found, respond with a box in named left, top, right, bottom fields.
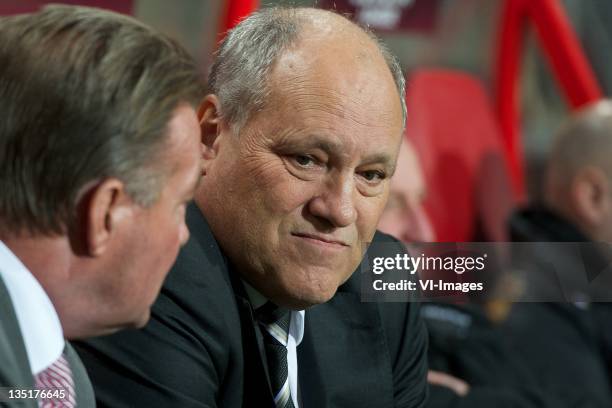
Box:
left=278, top=281, right=341, bottom=310
left=276, top=294, right=333, bottom=310
left=131, top=308, right=151, bottom=328
left=110, top=308, right=151, bottom=331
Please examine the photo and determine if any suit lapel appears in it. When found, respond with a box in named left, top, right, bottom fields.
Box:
left=0, top=276, right=37, bottom=408
left=298, top=291, right=395, bottom=408
left=231, top=274, right=275, bottom=407
left=183, top=204, right=273, bottom=407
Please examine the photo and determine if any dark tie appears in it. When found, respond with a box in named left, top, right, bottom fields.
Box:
left=257, top=302, right=295, bottom=408
left=34, top=351, right=76, bottom=407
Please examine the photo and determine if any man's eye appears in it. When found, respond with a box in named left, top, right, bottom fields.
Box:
left=361, top=170, right=386, bottom=182
left=293, top=155, right=316, bottom=167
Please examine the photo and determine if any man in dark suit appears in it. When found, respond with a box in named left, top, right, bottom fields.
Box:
left=377, top=138, right=556, bottom=408
left=503, top=100, right=612, bottom=407
left=76, top=6, right=428, bottom=408
left=0, top=5, right=203, bottom=406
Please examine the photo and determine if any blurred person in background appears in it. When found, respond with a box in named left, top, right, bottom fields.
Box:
left=0, top=5, right=202, bottom=407
left=377, top=138, right=435, bottom=243
left=75, top=6, right=428, bottom=408
left=378, top=137, right=555, bottom=408
left=504, top=99, right=612, bottom=408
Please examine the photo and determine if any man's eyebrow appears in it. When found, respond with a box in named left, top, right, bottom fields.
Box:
left=361, top=153, right=393, bottom=164
left=361, top=153, right=396, bottom=173
left=280, top=136, right=341, bottom=153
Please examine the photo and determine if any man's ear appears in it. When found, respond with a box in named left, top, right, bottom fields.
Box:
left=77, top=178, right=134, bottom=257
left=198, top=95, right=227, bottom=165
left=572, top=166, right=611, bottom=228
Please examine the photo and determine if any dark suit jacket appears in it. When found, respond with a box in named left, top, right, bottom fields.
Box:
left=0, top=275, right=95, bottom=407
left=503, top=207, right=612, bottom=408
left=503, top=302, right=612, bottom=408
left=423, top=304, right=557, bottom=408
left=76, top=204, right=428, bottom=407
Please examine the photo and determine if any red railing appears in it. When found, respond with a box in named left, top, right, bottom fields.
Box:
left=494, top=0, right=603, bottom=200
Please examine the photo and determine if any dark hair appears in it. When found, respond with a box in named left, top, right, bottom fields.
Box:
left=0, top=5, right=203, bottom=235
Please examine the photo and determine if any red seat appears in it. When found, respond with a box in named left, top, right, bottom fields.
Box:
left=405, top=68, right=515, bottom=242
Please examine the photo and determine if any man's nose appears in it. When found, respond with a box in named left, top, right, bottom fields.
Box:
left=307, top=175, right=357, bottom=228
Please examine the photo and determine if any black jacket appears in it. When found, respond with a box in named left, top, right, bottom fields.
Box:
left=502, top=206, right=612, bottom=408
left=75, top=203, right=428, bottom=407
left=423, top=303, right=555, bottom=408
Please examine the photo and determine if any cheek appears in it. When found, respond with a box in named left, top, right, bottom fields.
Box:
left=135, top=226, right=182, bottom=305
left=246, top=158, right=317, bottom=215
left=357, top=196, right=388, bottom=241
left=160, top=222, right=183, bottom=265
left=141, top=215, right=183, bottom=284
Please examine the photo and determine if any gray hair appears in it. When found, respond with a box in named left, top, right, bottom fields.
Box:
left=208, top=6, right=406, bottom=133
left=0, top=5, right=203, bottom=235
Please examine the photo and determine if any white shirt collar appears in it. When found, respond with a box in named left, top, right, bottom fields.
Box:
left=0, top=241, right=64, bottom=374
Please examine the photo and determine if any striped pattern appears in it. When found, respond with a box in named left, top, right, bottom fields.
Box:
left=257, top=303, right=295, bottom=408
left=34, top=352, right=76, bottom=407
left=273, top=377, right=292, bottom=407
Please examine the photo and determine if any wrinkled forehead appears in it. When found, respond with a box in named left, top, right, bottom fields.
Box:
left=272, top=24, right=395, bottom=92
left=264, top=33, right=403, bottom=133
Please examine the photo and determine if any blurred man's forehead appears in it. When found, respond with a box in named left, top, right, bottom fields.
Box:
left=392, top=141, right=426, bottom=196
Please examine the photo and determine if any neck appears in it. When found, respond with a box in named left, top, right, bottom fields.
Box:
left=2, top=234, right=76, bottom=336
left=3, top=233, right=71, bottom=279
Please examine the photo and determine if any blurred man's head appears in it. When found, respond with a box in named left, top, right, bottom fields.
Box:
left=0, top=6, right=203, bottom=337
left=545, top=100, right=612, bottom=242
left=198, top=7, right=405, bottom=309
left=377, top=138, right=435, bottom=243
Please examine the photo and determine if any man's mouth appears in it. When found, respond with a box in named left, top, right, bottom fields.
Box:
left=291, top=232, right=350, bottom=249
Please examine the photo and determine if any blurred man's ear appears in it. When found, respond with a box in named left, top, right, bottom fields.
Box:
left=197, top=95, right=225, bottom=166
left=77, top=179, right=133, bottom=257
left=572, top=166, right=611, bottom=229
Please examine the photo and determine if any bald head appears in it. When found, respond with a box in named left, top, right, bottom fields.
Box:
left=548, top=100, right=612, bottom=191
left=546, top=99, right=612, bottom=241
left=208, top=6, right=405, bottom=132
